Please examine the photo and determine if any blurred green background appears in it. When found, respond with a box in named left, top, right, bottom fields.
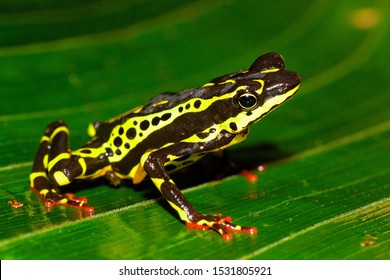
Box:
left=0, top=0, right=389, bottom=259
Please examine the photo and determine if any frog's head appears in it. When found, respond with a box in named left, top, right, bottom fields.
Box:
left=209, top=52, right=301, bottom=132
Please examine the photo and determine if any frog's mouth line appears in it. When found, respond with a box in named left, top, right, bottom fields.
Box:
left=232, top=127, right=248, bottom=136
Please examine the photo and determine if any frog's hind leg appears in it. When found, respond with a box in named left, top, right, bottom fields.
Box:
left=29, top=121, right=93, bottom=211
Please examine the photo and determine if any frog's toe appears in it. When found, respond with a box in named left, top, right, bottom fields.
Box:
left=42, top=190, right=94, bottom=212
left=63, top=193, right=94, bottom=212
left=186, top=214, right=257, bottom=239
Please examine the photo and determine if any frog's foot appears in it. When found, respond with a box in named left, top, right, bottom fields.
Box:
left=105, top=171, right=122, bottom=187
left=186, top=214, right=257, bottom=240
left=31, top=185, right=94, bottom=212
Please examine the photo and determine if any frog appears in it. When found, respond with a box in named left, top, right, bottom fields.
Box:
left=29, top=52, right=301, bottom=239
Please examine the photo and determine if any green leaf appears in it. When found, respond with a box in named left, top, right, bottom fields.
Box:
left=1, top=0, right=389, bottom=259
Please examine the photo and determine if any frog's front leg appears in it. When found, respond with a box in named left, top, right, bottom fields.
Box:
left=29, top=121, right=94, bottom=211
left=141, top=142, right=257, bottom=239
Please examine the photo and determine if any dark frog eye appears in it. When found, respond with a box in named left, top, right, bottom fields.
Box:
left=237, top=93, right=258, bottom=110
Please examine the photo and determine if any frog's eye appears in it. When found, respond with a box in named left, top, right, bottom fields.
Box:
left=237, top=93, right=258, bottom=110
